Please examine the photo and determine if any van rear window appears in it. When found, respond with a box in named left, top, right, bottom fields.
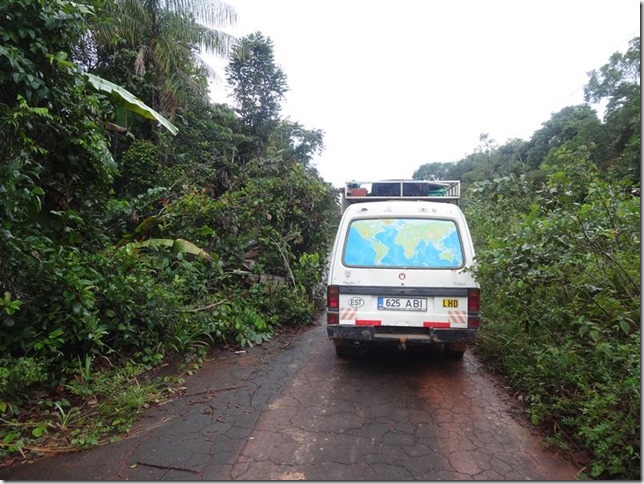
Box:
left=343, top=218, right=464, bottom=268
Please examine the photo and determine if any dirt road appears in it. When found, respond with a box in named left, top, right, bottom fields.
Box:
left=0, top=322, right=580, bottom=480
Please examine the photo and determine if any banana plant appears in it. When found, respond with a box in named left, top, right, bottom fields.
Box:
left=126, top=238, right=213, bottom=262
left=84, top=73, right=178, bottom=136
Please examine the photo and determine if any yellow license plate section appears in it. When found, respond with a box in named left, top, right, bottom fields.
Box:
left=442, top=298, right=460, bottom=308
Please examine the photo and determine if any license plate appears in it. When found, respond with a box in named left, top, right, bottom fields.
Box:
left=377, top=297, right=427, bottom=311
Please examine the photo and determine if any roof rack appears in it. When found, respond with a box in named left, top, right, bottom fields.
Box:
left=341, top=179, right=461, bottom=211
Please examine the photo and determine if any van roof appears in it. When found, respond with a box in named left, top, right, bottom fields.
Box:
left=342, top=200, right=464, bottom=218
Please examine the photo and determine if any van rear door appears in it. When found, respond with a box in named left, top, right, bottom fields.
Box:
left=326, top=201, right=480, bottom=352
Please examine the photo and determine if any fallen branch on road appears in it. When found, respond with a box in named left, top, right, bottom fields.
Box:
left=135, top=461, right=199, bottom=474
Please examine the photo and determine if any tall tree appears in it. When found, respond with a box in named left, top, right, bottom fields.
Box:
left=523, top=105, right=608, bottom=169
left=585, top=37, right=640, bottom=115
left=413, top=162, right=454, bottom=181
left=584, top=36, right=640, bottom=181
left=90, top=0, right=237, bottom=120
left=272, top=119, right=324, bottom=167
left=226, top=31, right=288, bottom=154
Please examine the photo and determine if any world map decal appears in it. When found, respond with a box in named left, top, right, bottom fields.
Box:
left=343, top=218, right=463, bottom=268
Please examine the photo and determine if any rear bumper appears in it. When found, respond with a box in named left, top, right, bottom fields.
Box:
left=327, top=324, right=478, bottom=346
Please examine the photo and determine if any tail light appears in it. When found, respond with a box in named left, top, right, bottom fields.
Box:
left=327, top=285, right=339, bottom=325
left=327, top=285, right=339, bottom=309
left=467, top=288, right=480, bottom=312
left=467, top=288, right=481, bottom=328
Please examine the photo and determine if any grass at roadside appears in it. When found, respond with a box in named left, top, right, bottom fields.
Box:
left=0, top=359, right=188, bottom=468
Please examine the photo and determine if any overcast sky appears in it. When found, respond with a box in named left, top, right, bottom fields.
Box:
left=208, top=0, right=640, bottom=187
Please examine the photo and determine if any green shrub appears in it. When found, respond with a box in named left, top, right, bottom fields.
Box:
left=465, top=152, right=640, bottom=479
left=0, top=357, right=48, bottom=404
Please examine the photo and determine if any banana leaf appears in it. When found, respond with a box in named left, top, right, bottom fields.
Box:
left=84, top=73, right=178, bottom=136
left=130, top=238, right=213, bottom=262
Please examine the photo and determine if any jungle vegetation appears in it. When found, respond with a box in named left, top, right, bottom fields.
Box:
left=414, top=36, right=640, bottom=480
left=1, top=0, right=338, bottom=464
left=0, top=0, right=639, bottom=478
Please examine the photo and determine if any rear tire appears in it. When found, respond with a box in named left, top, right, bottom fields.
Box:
left=335, top=344, right=359, bottom=358
left=445, top=343, right=466, bottom=359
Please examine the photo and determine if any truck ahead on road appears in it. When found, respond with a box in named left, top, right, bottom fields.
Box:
left=325, top=179, right=480, bottom=358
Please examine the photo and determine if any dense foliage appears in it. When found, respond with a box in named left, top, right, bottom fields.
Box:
left=0, top=0, right=639, bottom=478
left=415, top=37, right=640, bottom=480
left=0, top=0, right=338, bottom=461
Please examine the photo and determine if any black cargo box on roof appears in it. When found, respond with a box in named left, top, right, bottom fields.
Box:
left=341, top=179, right=461, bottom=212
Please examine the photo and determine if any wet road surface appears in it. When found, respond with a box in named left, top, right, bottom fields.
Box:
left=0, top=323, right=580, bottom=480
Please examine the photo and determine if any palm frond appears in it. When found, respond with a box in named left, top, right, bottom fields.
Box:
left=88, top=0, right=237, bottom=118
left=167, top=0, right=237, bottom=28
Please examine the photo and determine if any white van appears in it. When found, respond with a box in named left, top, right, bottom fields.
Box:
left=326, top=180, right=480, bottom=358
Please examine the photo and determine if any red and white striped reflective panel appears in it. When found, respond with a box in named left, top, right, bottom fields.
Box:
left=422, top=311, right=467, bottom=328
left=340, top=307, right=357, bottom=321
left=339, top=308, right=381, bottom=326
left=448, top=310, right=467, bottom=325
